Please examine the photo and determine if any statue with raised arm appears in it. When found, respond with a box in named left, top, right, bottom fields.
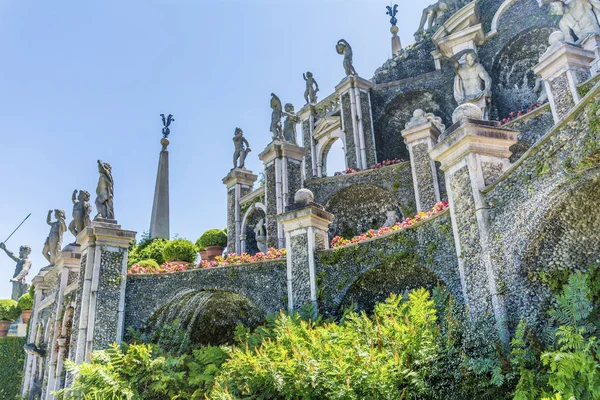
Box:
left=270, top=93, right=283, bottom=140
left=0, top=242, right=32, bottom=300
left=68, top=190, right=92, bottom=238
left=336, top=39, right=357, bottom=76
left=303, top=72, right=319, bottom=104
left=160, top=113, right=175, bottom=138
left=540, top=0, right=600, bottom=43
left=254, top=218, right=267, bottom=253
left=233, top=127, right=251, bottom=169
left=414, top=0, right=461, bottom=41
left=95, top=160, right=115, bottom=220
left=282, top=103, right=300, bottom=145
left=42, top=209, right=66, bottom=265
left=452, top=50, right=492, bottom=120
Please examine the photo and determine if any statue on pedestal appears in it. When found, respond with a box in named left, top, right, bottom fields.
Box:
left=414, top=0, right=462, bottom=41
left=254, top=218, right=267, bottom=254
left=336, top=39, right=357, bottom=76
left=282, top=103, right=300, bottom=145
left=42, top=209, right=66, bottom=265
left=270, top=93, right=283, bottom=140
left=95, top=160, right=115, bottom=220
left=233, top=127, right=251, bottom=169
left=540, top=0, right=600, bottom=43
left=68, top=190, right=92, bottom=238
left=452, top=50, right=492, bottom=120
left=0, top=242, right=31, bottom=301
left=303, top=72, right=319, bottom=104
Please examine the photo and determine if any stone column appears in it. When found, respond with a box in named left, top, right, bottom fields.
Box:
left=298, top=104, right=317, bottom=180
left=259, top=141, right=307, bottom=249
left=336, top=75, right=377, bottom=170
left=223, top=169, right=257, bottom=254
left=429, top=109, right=518, bottom=344
left=71, top=219, right=135, bottom=364
left=149, top=137, right=170, bottom=239
left=278, top=189, right=333, bottom=312
left=402, top=111, right=442, bottom=211
left=534, top=35, right=594, bottom=122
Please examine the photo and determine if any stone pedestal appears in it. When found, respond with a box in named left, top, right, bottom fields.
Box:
left=149, top=138, right=170, bottom=239
left=336, top=76, right=377, bottom=170
left=70, top=220, right=135, bottom=364
left=402, top=118, right=442, bottom=211
left=534, top=40, right=594, bottom=122
left=223, top=169, right=258, bottom=254
left=581, top=34, right=600, bottom=76
left=259, top=141, right=306, bottom=249
left=430, top=118, right=518, bottom=344
left=278, top=193, right=333, bottom=312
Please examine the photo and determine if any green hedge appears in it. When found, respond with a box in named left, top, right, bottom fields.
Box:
left=0, top=299, right=20, bottom=321
left=0, top=336, right=26, bottom=399
left=17, top=293, right=33, bottom=310
left=198, top=229, right=227, bottom=248
left=162, top=239, right=197, bottom=263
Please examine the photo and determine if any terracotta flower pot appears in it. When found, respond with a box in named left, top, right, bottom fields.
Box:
left=0, top=320, right=12, bottom=337
left=21, top=310, right=32, bottom=324
left=205, top=246, right=224, bottom=262
left=199, top=250, right=208, bottom=261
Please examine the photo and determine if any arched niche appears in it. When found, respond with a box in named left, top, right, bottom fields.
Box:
left=374, top=89, right=453, bottom=163
left=312, top=116, right=345, bottom=178
left=319, top=136, right=346, bottom=177
left=240, top=202, right=267, bottom=255
left=324, top=184, right=403, bottom=239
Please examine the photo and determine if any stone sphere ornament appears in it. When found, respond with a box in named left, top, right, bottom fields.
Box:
left=294, top=188, right=315, bottom=204
left=452, top=103, right=484, bottom=124
left=548, top=30, right=565, bottom=45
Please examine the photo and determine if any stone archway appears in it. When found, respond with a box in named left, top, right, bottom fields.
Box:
left=324, top=184, right=403, bottom=239
left=319, top=136, right=346, bottom=177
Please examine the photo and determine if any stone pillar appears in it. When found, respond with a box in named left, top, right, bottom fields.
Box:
left=429, top=110, right=517, bottom=344
left=71, top=219, right=135, bottom=364
left=391, top=26, right=402, bottom=56
left=278, top=189, right=333, bottom=312
left=21, top=275, right=47, bottom=397
left=534, top=35, right=594, bottom=122
left=223, top=169, right=257, bottom=254
left=336, top=75, right=377, bottom=170
left=402, top=111, right=442, bottom=211
left=149, top=137, right=170, bottom=239
left=299, top=105, right=317, bottom=180
left=259, top=141, right=307, bottom=249
left=581, top=33, right=600, bottom=76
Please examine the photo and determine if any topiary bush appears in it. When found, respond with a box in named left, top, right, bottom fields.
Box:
left=0, top=337, right=26, bottom=399
left=128, top=238, right=169, bottom=267
left=198, top=229, right=227, bottom=248
left=136, top=259, right=160, bottom=269
left=162, top=239, right=197, bottom=263
left=17, top=292, right=33, bottom=310
left=195, top=238, right=206, bottom=252
left=0, top=299, right=20, bottom=321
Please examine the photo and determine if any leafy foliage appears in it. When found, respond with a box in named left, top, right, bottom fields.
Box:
left=0, top=299, right=20, bottom=321
left=0, top=337, right=26, bottom=399
left=162, top=238, right=197, bottom=263
left=136, top=259, right=160, bottom=269
left=17, top=292, right=33, bottom=310
left=198, top=229, right=227, bottom=248
left=128, top=238, right=169, bottom=267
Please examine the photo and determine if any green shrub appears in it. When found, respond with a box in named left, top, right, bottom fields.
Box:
left=198, top=229, right=227, bottom=248
left=128, top=238, right=169, bottom=266
left=162, top=239, right=197, bottom=263
left=195, top=237, right=206, bottom=252
left=136, top=259, right=160, bottom=269
left=17, top=292, right=33, bottom=310
left=0, top=337, right=26, bottom=399
left=0, top=299, right=20, bottom=321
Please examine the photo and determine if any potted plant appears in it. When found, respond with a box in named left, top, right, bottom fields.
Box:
left=0, top=299, right=21, bottom=337
left=195, top=240, right=208, bottom=261
left=198, top=229, right=227, bottom=261
left=162, top=238, right=198, bottom=264
left=17, top=292, right=34, bottom=324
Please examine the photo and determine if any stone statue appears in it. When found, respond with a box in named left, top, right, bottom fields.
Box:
left=254, top=218, right=267, bottom=254
left=282, top=103, right=300, bottom=144
left=233, top=127, right=251, bottom=169
left=541, top=0, right=600, bottom=43
left=95, top=160, right=115, bottom=220
left=270, top=93, right=283, bottom=140
left=336, top=39, right=357, bottom=76
left=386, top=4, right=399, bottom=26
left=303, top=72, right=319, bottom=104
left=68, top=190, right=92, bottom=238
left=0, top=242, right=32, bottom=301
left=42, top=209, right=66, bottom=265
left=382, top=210, right=399, bottom=227
left=414, top=0, right=461, bottom=40
left=160, top=113, right=175, bottom=138
left=452, top=50, right=492, bottom=120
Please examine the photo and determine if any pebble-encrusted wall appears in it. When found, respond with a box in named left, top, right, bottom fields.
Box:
left=314, top=212, right=460, bottom=316
left=123, top=259, right=288, bottom=334
left=302, top=119, right=313, bottom=179
left=290, top=233, right=310, bottom=310
left=485, top=87, right=600, bottom=332
left=93, top=250, right=125, bottom=350
left=226, top=186, right=236, bottom=253
left=412, top=142, right=438, bottom=210
left=506, top=106, right=554, bottom=162
left=341, top=92, right=357, bottom=169
left=360, top=91, right=377, bottom=167
left=264, top=164, right=278, bottom=248
left=550, top=73, right=577, bottom=120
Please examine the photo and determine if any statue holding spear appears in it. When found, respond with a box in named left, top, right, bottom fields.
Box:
left=0, top=213, right=32, bottom=301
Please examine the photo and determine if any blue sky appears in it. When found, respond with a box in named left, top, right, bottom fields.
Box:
left=0, top=0, right=431, bottom=299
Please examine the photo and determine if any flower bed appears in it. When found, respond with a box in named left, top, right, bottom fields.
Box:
left=333, top=158, right=404, bottom=176
left=331, top=201, right=449, bottom=248
left=128, top=248, right=286, bottom=275
left=500, top=100, right=548, bottom=125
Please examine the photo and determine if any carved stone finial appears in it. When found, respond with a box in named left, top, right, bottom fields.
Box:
left=294, top=188, right=314, bottom=204
left=452, top=103, right=484, bottom=124
left=160, top=114, right=175, bottom=139
left=386, top=4, right=399, bottom=26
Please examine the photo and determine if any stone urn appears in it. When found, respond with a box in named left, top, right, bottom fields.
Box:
left=0, top=320, right=11, bottom=337
left=205, top=246, right=224, bottom=262
left=21, top=310, right=32, bottom=324
left=199, top=250, right=208, bottom=261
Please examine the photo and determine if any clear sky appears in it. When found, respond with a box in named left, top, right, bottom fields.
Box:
left=0, top=0, right=432, bottom=299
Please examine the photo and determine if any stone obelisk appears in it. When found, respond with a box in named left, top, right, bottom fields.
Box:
left=150, top=114, right=174, bottom=239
